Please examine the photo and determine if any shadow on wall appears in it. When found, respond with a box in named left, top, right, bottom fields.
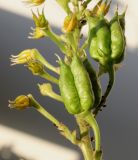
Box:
left=0, top=8, right=78, bottom=150
left=0, top=146, right=33, bottom=160
left=0, top=8, right=138, bottom=160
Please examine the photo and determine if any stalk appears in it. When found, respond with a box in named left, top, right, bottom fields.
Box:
left=76, top=116, right=94, bottom=160
left=76, top=111, right=102, bottom=160
left=93, top=66, right=115, bottom=116
left=40, top=72, right=59, bottom=85
left=45, top=29, right=67, bottom=54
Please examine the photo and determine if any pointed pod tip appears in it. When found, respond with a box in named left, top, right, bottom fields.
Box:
left=55, top=53, right=62, bottom=64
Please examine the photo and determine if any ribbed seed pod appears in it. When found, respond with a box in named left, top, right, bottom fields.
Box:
left=88, top=17, right=101, bottom=62
left=59, top=60, right=82, bottom=114
left=87, top=17, right=100, bottom=45
left=89, top=18, right=111, bottom=66
left=110, top=12, right=125, bottom=64
left=96, top=20, right=111, bottom=58
left=71, top=55, right=95, bottom=111
left=83, top=59, right=102, bottom=108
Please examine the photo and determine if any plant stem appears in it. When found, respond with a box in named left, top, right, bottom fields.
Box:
left=38, top=54, right=60, bottom=74
left=80, top=142, right=93, bottom=160
left=47, top=92, right=63, bottom=103
left=83, top=112, right=101, bottom=151
left=40, top=72, right=59, bottom=85
left=45, top=29, right=67, bottom=54
left=77, top=111, right=102, bottom=160
left=76, top=116, right=94, bottom=160
left=93, top=66, right=115, bottom=116
left=28, top=94, right=78, bottom=144
left=29, top=94, right=60, bottom=126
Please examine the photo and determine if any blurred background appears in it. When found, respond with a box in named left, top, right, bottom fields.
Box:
left=0, top=0, right=138, bottom=160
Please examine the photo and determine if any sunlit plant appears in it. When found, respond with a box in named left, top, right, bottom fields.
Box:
left=9, top=0, right=126, bottom=159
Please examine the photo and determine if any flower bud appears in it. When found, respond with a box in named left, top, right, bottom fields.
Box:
left=38, top=83, right=53, bottom=96
left=32, top=10, right=48, bottom=28
left=62, top=14, right=77, bottom=33
left=9, top=95, right=31, bottom=110
left=38, top=83, right=63, bottom=102
left=27, top=60, right=44, bottom=75
left=23, top=0, right=45, bottom=6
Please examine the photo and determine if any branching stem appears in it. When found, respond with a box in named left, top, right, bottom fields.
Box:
left=45, top=29, right=67, bottom=54
left=40, top=72, right=59, bottom=85
left=93, top=66, right=115, bottom=116
left=28, top=94, right=78, bottom=144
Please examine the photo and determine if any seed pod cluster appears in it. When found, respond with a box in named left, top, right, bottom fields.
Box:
left=59, top=55, right=95, bottom=115
left=88, top=8, right=126, bottom=67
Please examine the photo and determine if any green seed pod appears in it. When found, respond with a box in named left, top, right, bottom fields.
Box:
left=87, top=17, right=100, bottom=45
left=89, top=18, right=111, bottom=66
left=89, top=36, right=99, bottom=61
left=83, top=59, right=102, bottom=108
left=110, top=11, right=125, bottom=64
left=71, top=55, right=95, bottom=111
left=87, top=17, right=102, bottom=63
left=96, top=20, right=111, bottom=58
left=59, top=60, right=82, bottom=114
left=115, top=9, right=126, bottom=64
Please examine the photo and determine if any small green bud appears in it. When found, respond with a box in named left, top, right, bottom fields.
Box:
left=9, top=95, right=31, bottom=110
left=29, top=9, right=48, bottom=39
left=32, top=10, right=48, bottom=28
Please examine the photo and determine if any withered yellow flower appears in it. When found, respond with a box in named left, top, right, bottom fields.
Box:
left=28, top=27, right=47, bottom=39
left=10, top=49, right=45, bottom=65
left=27, top=60, right=44, bottom=75
left=22, top=0, right=45, bottom=6
left=9, top=95, right=30, bottom=110
left=10, top=49, right=36, bottom=65
left=62, top=14, right=77, bottom=33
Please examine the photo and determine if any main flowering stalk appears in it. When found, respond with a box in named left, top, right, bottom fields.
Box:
left=9, top=0, right=126, bottom=160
